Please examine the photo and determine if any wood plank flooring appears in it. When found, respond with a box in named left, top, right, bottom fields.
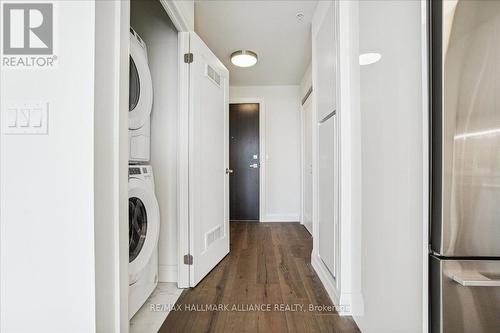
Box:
left=158, top=222, right=360, bottom=333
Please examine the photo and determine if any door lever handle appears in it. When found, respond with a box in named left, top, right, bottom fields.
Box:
left=249, top=163, right=259, bottom=169
left=226, top=168, right=233, bottom=174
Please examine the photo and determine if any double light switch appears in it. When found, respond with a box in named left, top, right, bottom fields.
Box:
left=3, top=102, right=48, bottom=134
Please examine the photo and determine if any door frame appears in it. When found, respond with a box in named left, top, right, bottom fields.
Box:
left=300, top=89, right=313, bottom=233
left=228, top=98, right=266, bottom=222
left=111, top=0, right=191, bottom=327
left=177, top=32, right=190, bottom=288
left=420, top=0, right=429, bottom=329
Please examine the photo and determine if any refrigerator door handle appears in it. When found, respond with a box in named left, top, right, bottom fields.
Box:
left=452, top=271, right=500, bottom=287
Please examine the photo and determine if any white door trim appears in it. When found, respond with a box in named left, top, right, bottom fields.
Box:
left=157, top=2, right=190, bottom=290
left=300, top=99, right=304, bottom=226
left=300, top=92, right=313, bottom=232
left=420, top=1, right=429, bottom=331
left=95, top=1, right=130, bottom=331
left=228, top=98, right=266, bottom=222
left=177, top=32, right=190, bottom=288
left=159, top=0, right=191, bottom=32
left=157, top=0, right=189, bottom=291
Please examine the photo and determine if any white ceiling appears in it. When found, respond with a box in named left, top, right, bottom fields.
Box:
left=194, top=1, right=317, bottom=86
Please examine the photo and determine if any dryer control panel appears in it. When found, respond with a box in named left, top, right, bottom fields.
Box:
left=129, top=166, right=150, bottom=176
left=129, top=167, right=141, bottom=175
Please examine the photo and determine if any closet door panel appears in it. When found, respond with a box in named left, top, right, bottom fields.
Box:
left=313, top=1, right=338, bottom=279
left=318, top=115, right=337, bottom=277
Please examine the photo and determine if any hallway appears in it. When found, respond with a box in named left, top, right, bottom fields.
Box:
left=159, top=222, right=360, bottom=333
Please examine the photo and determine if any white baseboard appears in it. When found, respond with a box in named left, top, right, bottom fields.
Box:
left=260, top=214, right=300, bottom=222
left=311, top=253, right=364, bottom=316
left=343, top=291, right=364, bottom=317
left=311, top=253, right=350, bottom=315
left=158, top=264, right=177, bottom=283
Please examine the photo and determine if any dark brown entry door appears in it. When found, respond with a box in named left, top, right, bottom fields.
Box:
left=229, top=103, right=260, bottom=221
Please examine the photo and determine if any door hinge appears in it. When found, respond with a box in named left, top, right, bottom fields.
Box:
left=184, top=254, right=193, bottom=265
left=184, top=53, right=193, bottom=63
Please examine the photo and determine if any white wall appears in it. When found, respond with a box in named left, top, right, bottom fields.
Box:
left=354, top=1, right=424, bottom=332
left=299, top=63, right=312, bottom=100
left=173, top=0, right=194, bottom=30
left=229, top=86, right=301, bottom=222
left=0, top=2, right=97, bottom=332
left=131, top=0, right=180, bottom=283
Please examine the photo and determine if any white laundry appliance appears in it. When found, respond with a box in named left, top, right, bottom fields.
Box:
left=129, top=28, right=153, bottom=163
left=128, top=165, right=160, bottom=319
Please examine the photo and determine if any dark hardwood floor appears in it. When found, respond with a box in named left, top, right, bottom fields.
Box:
left=159, top=222, right=360, bottom=333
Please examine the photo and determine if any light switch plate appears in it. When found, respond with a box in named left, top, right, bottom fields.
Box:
left=2, top=102, right=49, bottom=135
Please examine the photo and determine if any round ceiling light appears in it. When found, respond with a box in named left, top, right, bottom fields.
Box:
left=231, top=50, right=258, bottom=68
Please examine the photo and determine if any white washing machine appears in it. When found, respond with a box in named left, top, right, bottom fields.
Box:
left=128, top=165, right=160, bottom=319
left=129, top=28, right=153, bottom=163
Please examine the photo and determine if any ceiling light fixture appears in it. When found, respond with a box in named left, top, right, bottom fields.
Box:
left=231, top=50, right=258, bottom=68
left=359, top=52, right=382, bottom=66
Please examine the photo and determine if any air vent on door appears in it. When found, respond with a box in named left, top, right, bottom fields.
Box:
left=206, top=64, right=221, bottom=87
left=205, top=225, right=223, bottom=249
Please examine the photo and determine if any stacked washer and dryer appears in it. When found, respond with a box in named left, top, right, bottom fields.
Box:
left=128, top=27, right=160, bottom=319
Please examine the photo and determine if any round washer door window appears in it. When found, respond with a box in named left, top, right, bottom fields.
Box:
left=129, top=56, right=140, bottom=112
left=129, top=197, right=148, bottom=263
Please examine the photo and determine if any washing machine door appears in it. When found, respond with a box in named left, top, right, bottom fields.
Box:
left=128, top=178, right=159, bottom=284
left=129, top=33, right=153, bottom=130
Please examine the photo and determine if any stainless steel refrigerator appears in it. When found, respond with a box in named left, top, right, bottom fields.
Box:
left=430, top=1, right=500, bottom=332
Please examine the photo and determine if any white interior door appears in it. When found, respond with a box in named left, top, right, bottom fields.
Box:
left=302, top=97, right=313, bottom=235
left=188, top=32, right=230, bottom=286
left=318, top=115, right=338, bottom=277
left=314, top=1, right=338, bottom=278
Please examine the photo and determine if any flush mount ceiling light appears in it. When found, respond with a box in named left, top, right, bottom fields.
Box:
left=359, top=52, right=382, bottom=66
left=231, top=50, right=258, bottom=68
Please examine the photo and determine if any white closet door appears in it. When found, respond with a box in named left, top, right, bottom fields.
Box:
left=314, top=0, right=338, bottom=278
left=188, top=32, right=230, bottom=286
left=318, top=114, right=338, bottom=277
